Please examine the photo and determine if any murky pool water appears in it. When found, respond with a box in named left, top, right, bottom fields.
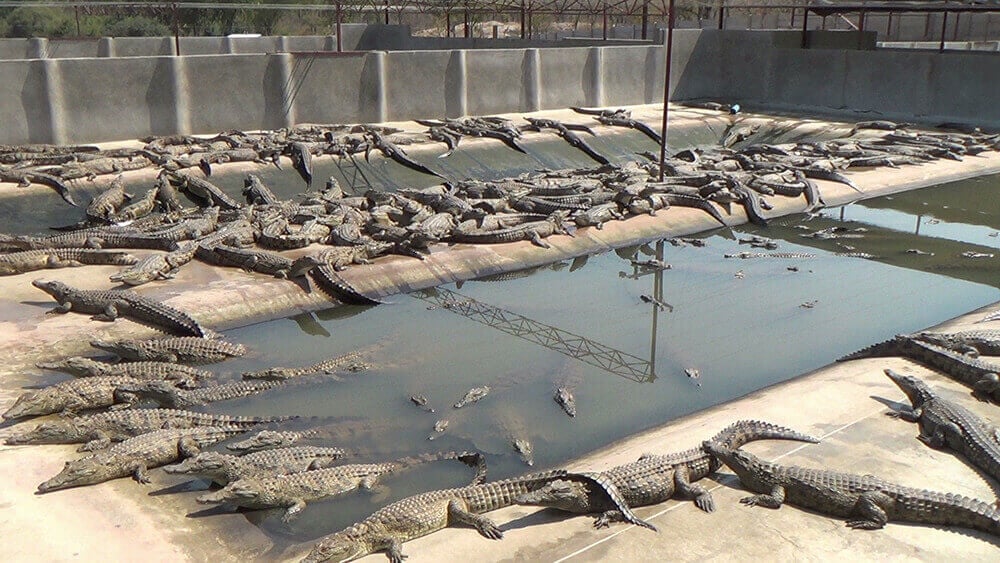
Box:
left=174, top=175, right=1000, bottom=547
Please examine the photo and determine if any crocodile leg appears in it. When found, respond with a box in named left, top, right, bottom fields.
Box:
left=92, top=303, right=123, bottom=322
left=847, top=492, right=892, bottom=530
left=447, top=499, right=503, bottom=539
left=740, top=484, right=785, bottom=508
left=80, top=432, right=113, bottom=452
left=46, top=256, right=84, bottom=269
left=385, top=539, right=407, bottom=563
left=49, top=301, right=73, bottom=314
left=282, top=500, right=308, bottom=523
left=916, top=423, right=956, bottom=449
left=674, top=464, right=715, bottom=513
left=527, top=230, right=550, bottom=249
left=130, top=460, right=152, bottom=484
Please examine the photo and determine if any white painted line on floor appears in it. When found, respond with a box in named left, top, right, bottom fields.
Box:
left=553, top=409, right=883, bottom=563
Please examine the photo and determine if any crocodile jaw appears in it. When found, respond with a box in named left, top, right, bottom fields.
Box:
left=37, top=458, right=111, bottom=492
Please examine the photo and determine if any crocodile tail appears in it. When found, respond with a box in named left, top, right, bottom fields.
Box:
left=837, top=336, right=904, bottom=362
left=709, top=420, right=820, bottom=450
left=574, top=471, right=658, bottom=532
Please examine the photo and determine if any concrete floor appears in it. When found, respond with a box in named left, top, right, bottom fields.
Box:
left=2, top=105, right=1000, bottom=561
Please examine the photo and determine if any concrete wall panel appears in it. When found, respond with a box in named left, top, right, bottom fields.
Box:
left=843, top=50, right=933, bottom=116
left=0, top=61, right=45, bottom=144
left=929, top=53, right=1000, bottom=120
left=537, top=47, right=590, bottom=109
left=46, top=40, right=98, bottom=59
left=183, top=55, right=277, bottom=134
left=384, top=50, right=451, bottom=120
left=289, top=54, right=368, bottom=124
left=114, top=37, right=175, bottom=57
left=602, top=45, right=659, bottom=106
left=57, top=57, right=177, bottom=142
left=766, top=48, right=847, bottom=110
left=464, top=50, right=527, bottom=115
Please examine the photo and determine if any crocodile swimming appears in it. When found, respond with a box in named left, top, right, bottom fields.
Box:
left=703, top=440, right=1000, bottom=538
left=242, top=349, right=370, bottom=380
left=454, top=386, right=490, bottom=408
left=163, top=445, right=350, bottom=485
left=90, top=336, right=246, bottom=364
left=5, top=408, right=291, bottom=451
left=883, top=368, right=1000, bottom=491
left=196, top=451, right=488, bottom=522
left=515, top=420, right=818, bottom=526
left=32, top=279, right=212, bottom=337
left=554, top=387, right=577, bottom=417
left=300, top=469, right=654, bottom=563
left=37, top=426, right=249, bottom=492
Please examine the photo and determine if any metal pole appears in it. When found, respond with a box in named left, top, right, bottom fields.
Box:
left=857, top=8, right=866, bottom=49
left=520, top=1, right=526, bottom=39
left=718, top=2, right=725, bottom=29
left=446, top=11, right=452, bottom=38
left=528, top=7, right=533, bottom=39
left=75, top=5, right=81, bottom=37
left=384, top=0, right=389, bottom=25
left=173, top=3, right=181, bottom=56
left=464, top=2, right=470, bottom=38
left=641, top=1, right=648, bottom=39
left=953, top=12, right=960, bottom=41
left=603, top=3, right=608, bottom=40
left=886, top=12, right=893, bottom=40
left=336, top=0, right=343, bottom=52
left=800, top=8, right=809, bottom=48
left=940, top=11, right=949, bottom=52
left=657, top=0, right=675, bottom=182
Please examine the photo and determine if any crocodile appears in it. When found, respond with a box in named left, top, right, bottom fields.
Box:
left=114, top=379, right=284, bottom=408
left=573, top=202, right=625, bottom=229
left=162, top=170, right=242, bottom=210
left=723, top=252, right=816, bottom=259
left=110, top=186, right=159, bottom=223
left=838, top=335, right=1000, bottom=402
left=364, top=129, right=446, bottom=179
left=454, top=386, right=490, bottom=408
left=228, top=429, right=308, bottom=452
left=0, top=166, right=77, bottom=206
left=90, top=336, right=246, bottom=364
left=108, top=243, right=198, bottom=286
left=37, top=356, right=214, bottom=386
left=86, top=175, right=132, bottom=222
left=196, top=451, right=487, bottom=522
left=242, top=349, right=370, bottom=380
left=513, top=438, right=535, bottom=466
left=164, top=445, right=350, bottom=485
left=5, top=408, right=291, bottom=451
left=883, top=368, right=1000, bottom=490
left=0, top=226, right=178, bottom=252
left=37, top=426, right=249, bottom=492
left=703, top=440, right=1000, bottom=537
left=515, top=420, right=818, bottom=526
left=2, top=376, right=139, bottom=420
left=0, top=248, right=138, bottom=276
left=286, top=141, right=315, bottom=186
left=243, top=173, right=280, bottom=205
left=554, top=387, right=577, bottom=417
left=446, top=214, right=571, bottom=249
left=310, top=264, right=386, bottom=306
left=204, top=244, right=296, bottom=278
left=300, top=469, right=654, bottom=563
left=911, top=330, right=1000, bottom=357
left=32, top=279, right=212, bottom=338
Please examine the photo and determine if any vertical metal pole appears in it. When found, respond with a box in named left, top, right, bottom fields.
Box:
left=464, top=2, right=470, bottom=38
left=940, top=11, right=949, bottom=52
left=603, top=4, right=608, bottom=40
left=384, top=0, right=390, bottom=25
left=75, top=5, right=81, bottom=37
left=528, top=7, right=533, bottom=39
left=656, top=0, right=675, bottom=182
left=336, top=0, right=343, bottom=51
left=173, top=3, right=181, bottom=56
left=800, top=8, right=809, bottom=48
left=886, top=12, right=893, bottom=39
left=493, top=24, right=499, bottom=38
left=520, top=1, right=526, bottom=39
left=857, top=8, right=866, bottom=49
left=641, top=1, right=648, bottom=39
left=789, top=6, right=795, bottom=28
left=718, top=3, right=725, bottom=29
left=446, top=11, right=452, bottom=38
left=953, top=12, right=960, bottom=41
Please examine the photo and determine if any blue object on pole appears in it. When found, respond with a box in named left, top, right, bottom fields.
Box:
left=730, top=104, right=741, bottom=115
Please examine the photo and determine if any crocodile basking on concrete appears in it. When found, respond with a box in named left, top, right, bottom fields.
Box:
left=37, top=426, right=250, bottom=492
left=883, top=368, right=1000, bottom=491
left=703, top=440, right=1000, bottom=537
left=839, top=335, right=1000, bottom=402
left=446, top=214, right=571, bottom=249
left=2, top=375, right=139, bottom=420
left=0, top=248, right=138, bottom=276
left=163, top=445, right=350, bottom=485
left=515, top=420, right=818, bottom=526
left=108, top=243, right=198, bottom=286
left=114, top=379, right=284, bottom=408
left=90, top=336, right=246, bottom=364
left=32, top=279, right=212, bottom=337
left=5, top=408, right=291, bottom=451
left=911, top=330, right=1000, bottom=357
left=37, top=356, right=214, bottom=387
left=203, top=243, right=297, bottom=278
left=197, top=451, right=488, bottom=522
left=300, top=469, right=654, bottom=563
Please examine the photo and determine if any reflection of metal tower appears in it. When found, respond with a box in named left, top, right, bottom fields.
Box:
left=413, top=286, right=656, bottom=383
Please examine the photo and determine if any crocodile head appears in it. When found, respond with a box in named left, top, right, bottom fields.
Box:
left=31, top=279, right=71, bottom=300
left=883, top=368, right=934, bottom=409
left=37, top=356, right=110, bottom=377
left=702, top=440, right=760, bottom=484
left=195, top=479, right=264, bottom=505
left=301, top=533, right=369, bottom=563
left=227, top=430, right=300, bottom=452
left=5, top=418, right=79, bottom=445
left=288, top=255, right=325, bottom=279
left=37, top=457, right=110, bottom=493
left=514, top=479, right=593, bottom=513
left=163, top=451, right=231, bottom=477
left=90, top=339, right=133, bottom=354
left=115, top=380, right=178, bottom=401
left=2, top=388, right=59, bottom=420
